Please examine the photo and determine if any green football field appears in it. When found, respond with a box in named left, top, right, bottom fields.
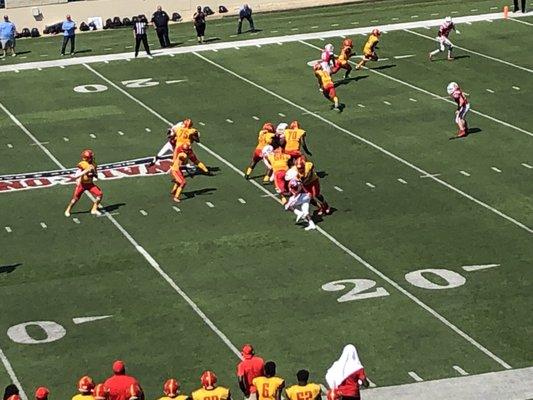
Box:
left=0, top=0, right=532, bottom=398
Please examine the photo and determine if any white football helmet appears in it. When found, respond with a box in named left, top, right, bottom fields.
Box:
left=447, top=82, right=458, bottom=95
left=325, top=44, right=334, bottom=53
left=276, top=123, right=288, bottom=136
left=285, top=167, right=298, bottom=181
left=261, top=145, right=274, bottom=157
left=445, top=16, right=452, bottom=23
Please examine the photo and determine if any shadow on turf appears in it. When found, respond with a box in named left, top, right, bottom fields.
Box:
left=203, top=37, right=221, bottom=43
left=433, top=55, right=470, bottom=62
left=15, top=50, right=31, bottom=55
left=74, top=49, right=92, bottom=55
left=334, top=75, right=368, bottom=87
left=183, top=187, right=217, bottom=200
left=102, top=203, right=126, bottom=213
left=370, top=64, right=396, bottom=71
left=0, top=263, right=22, bottom=274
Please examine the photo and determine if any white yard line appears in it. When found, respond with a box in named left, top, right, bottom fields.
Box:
left=521, top=162, right=532, bottom=169
left=398, top=178, right=407, bottom=184
left=404, top=29, right=533, bottom=74
left=453, top=365, right=469, bottom=376
left=310, top=41, right=533, bottom=138
left=408, top=371, right=424, bottom=382
left=460, top=170, right=471, bottom=177
left=238, top=198, right=247, bottom=204
left=206, top=201, right=215, bottom=208
left=1, top=11, right=533, bottom=74
left=0, top=348, right=28, bottom=400
left=172, top=206, right=181, bottom=213
left=229, top=43, right=533, bottom=233
left=462, top=264, right=499, bottom=272
left=83, top=61, right=514, bottom=370
left=491, top=167, right=502, bottom=173
left=0, top=92, right=243, bottom=363
left=509, top=17, right=533, bottom=26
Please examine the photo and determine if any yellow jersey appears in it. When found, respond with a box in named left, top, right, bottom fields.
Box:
left=267, top=152, right=291, bottom=172
left=72, top=395, right=95, bottom=400
left=256, top=130, right=275, bottom=150
left=172, top=148, right=188, bottom=171
left=299, top=161, right=318, bottom=185
left=158, top=395, right=189, bottom=400
left=175, top=127, right=199, bottom=147
left=192, top=387, right=230, bottom=400
left=315, top=70, right=333, bottom=88
left=252, top=376, right=285, bottom=400
left=338, top=46, right=353, bottom=62
left=77, top=160, right=97, bottom=184
left=363, top=34, right=379, bottom=55
left=285, top=383, right=321, bottom=400
left=284, top=129, right=306, bottom=152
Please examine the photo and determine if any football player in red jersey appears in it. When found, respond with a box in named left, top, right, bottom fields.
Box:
left=245, top=122, right=275, bottom=181
left=65, top=149, right=103, bottom=217
left=447, top=82, right=470, bottom=137
left=429, top=17, right=460, bottom=61
left=331, top=39, right=354, bottom=80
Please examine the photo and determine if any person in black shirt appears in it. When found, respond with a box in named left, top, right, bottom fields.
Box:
left=193, top=6, right=206, bottom=44
left=237, top=4, right=255, bottom=34
left=514, top=0, right=526, bottom=12
left=133, top=16, right=152, bottom=57
left=151, top=5, right=170, bottom=48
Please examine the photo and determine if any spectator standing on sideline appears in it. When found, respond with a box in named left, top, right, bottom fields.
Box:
left=514, top=0, right=526, bottom=12
left=133, top=16, right=151, bottom=57
left=152, top=5, right=170, bottom=48
left=61, top=14, right=76, bottom=56
left=237, top=4, right=255, bottom=34
left=236, top=344, right=264, bottom=400
left=0, top=15, right=16, bottom=57
left=104, top=360, right=144, bottom=400
left=193, top=6, right=206, bottom=44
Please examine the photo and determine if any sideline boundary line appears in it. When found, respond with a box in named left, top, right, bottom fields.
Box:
left=403, top=28, right=533, bottom=73
left=0, top=101, right=242, bottom=361
left=83, top=62, right=512, bottom=370
left=299, top=41, right=533, bottom=139
left=0, top=348, right=27, bottom=400
left=193, top=51, right=532, bottom=234
left=0, top=11, right=532, bottom=73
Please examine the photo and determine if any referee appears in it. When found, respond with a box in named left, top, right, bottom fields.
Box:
left=133, top=15, right=152, bottom=57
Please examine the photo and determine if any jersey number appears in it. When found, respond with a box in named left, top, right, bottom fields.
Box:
left=321, top=279, right=390, bottom=302
left=296, top=391, right=313, bottom=400
left=262, top=384, right=270, bottom=398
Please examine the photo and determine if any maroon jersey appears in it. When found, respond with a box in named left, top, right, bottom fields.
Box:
left=438, top=22, right=455, bottom=38
left=451, top=88, right=468, bottom=109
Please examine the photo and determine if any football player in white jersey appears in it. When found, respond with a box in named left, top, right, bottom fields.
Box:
left=429, top=17, right=460, bottom=61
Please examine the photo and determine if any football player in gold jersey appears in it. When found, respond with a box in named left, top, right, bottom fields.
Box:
left=252, top=362, right=285, bottom=400
left=285, top=370, right=322, bottom=400
left=158, top=379, right=189, bottom=400
left=192, top=371, right=231, bottom=400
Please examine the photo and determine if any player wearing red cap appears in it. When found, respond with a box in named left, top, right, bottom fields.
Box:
left=72, top=376, right=96, bottom=400
left=236, top=344, right=265, bottom=399
left=192, top=371, right=231, bottom=400
left=157, top=379, right=189, bottom=400
left=331, top=39, right=354, bottom=80
left=285, top=370, right=322, bottom=400
left=283, top=121, right=312, bottom=161
left=65, top=149, right=103, bottom=217
left=93, top=385, right=108, bottom=400
left=245, top=123, right=275, bottom=181
left=356, top=29, right=380, bottom=70
left=104, top=361, right=143, bottom=400
left=35, top=387, right=49, bottom=400
left=252, top=362, right=284, bottom=400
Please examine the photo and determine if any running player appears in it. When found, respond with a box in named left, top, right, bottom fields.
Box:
left=284, top=121, right=312, bottom=160
left=285, top=370, right=321, bottom=400
left=296, top=157, right=330, bottom=216
left=356, top=29, right=380, bottom=70
left=314, top=63, right=341, bottom=112
left=65, top=149, right=103, bottom=217
left=245, top=122, right=275, bottom=181
left=266, top=147, right=291, bottom=204
left=321, top=44, right=335, bottom=73
left=429, top=17, right=460, bottom=61
left=285, top=179, right=317, bottom=231
left=174, top=119, right=210, bottom=175
left=252, top=362, right=285, bottom=400
left=192, top=371, right=231, bottom=400
left=331, top=39, right=354, bottom=79
left=170, top=143, right=190, bottom=202
left=447, top=82, right=470, bottom=138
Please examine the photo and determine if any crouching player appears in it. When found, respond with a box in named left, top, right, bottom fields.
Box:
left=447, top=82, right=470, bottom=138
left=314, top=63, right=341, bottom=112
left=429, top=17, right=459, bottom=61
left=245, top=122, right=275, bottom=181
left=296, top=157, right=331, bottom=216
left=356, top=29, right=380, bottom=70
left=331, top=39, right=354, bottom=79
left=267, top=147, right=291, bottom=204
left=285, top=179, right=317, bottom=231
left=170, top=143, right=190, bottom=202
left=65, top=149, right=103, bottom=217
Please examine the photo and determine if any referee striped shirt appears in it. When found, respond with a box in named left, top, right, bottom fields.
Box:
left=133, top=21, right=147, bottom=35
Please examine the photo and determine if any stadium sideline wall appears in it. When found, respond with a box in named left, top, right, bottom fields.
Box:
left=4, top=0, right=363, bottom=33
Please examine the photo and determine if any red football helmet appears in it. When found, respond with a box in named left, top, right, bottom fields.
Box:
left=289, top=121, right=300, bottom=130
left=372, top=28, right=381, bottom=36
left=163, top=379, right=180, bottom=398
left=78, top=376, right=95, bottom=394
left=81, top=149, right=94, bottom=162
left=262, top=122, right=275, bottom=133
left=183, top=118, right=193, bottom=128
left=343, top=38, right=353, bottom=48
left=93, top=384, right=108, bottom=400
left=200, top=371, right=217, bottom=389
